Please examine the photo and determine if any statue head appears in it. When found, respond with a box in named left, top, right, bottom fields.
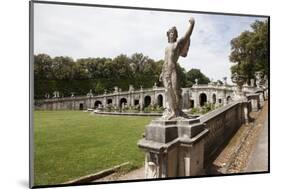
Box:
left=167, top=26, right=178, bottom=43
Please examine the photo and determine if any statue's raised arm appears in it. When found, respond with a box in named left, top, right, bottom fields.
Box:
left=177, top=17, right=195, bottom=57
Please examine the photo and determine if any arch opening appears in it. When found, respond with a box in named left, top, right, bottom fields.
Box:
left=144, top=96, right=151, bottom=107
left=94, top=101, right=102, bottom=108
left=226, top=96, right=232, bottom=104
left=190, top=100, right=194, bottom=108
left=107, top=99, right=112, bottom=105
left=79, top=103, right=84, bottom=110
left=157, top=94, right=163, bottom=107
left=199, top=93, right=207, bottom=107
left=119, top=98, right=127, bottom=108
left=134, top=99, right=139, bottom=106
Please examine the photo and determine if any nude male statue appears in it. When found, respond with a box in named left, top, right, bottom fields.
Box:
left=159, top=17, right=195, bottom=120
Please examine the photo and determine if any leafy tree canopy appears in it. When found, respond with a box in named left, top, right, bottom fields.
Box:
left=229, top=20, right=268, bottom=84
left=34, top=53, right=210, bottom=99
left=34, top=53, right=163, bottom=99
left=185, top=68, right=210, bottom=87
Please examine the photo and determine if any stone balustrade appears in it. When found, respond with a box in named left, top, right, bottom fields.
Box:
left=138, top=99, right=251, bottom=178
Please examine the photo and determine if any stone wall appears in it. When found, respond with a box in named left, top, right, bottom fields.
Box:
left=34, top=85, right=240, bottom=111
left=35, top=97, right=90, bottom=110
left=35, top=88, right=167, bottom=111
left=189, top=84, right=234, bottom=108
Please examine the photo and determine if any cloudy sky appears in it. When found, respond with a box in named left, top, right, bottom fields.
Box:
left=34, top=3, right=267, bottom=82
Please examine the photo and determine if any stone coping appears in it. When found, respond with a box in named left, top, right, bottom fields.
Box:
left=191, top=84, right=234, bottom=90
left=150, top=118, right=199, bottom=125
left=37, top=87, right=166, bottom=103
left=36, top=84, right=265, bottom=102
left=94, top=111, right=162, bottom=116
left=36, top=96, right=90, bottom=102
left=199, top=101, right=242, bottom=123
left=138, top=128, right=209, bottom=153
left=94, top=87, right=165, bottom=97
left=246, top=93, right=260, bottom=97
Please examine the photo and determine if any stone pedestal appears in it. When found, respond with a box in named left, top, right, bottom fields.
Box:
left=246, top=94, right=260, bottom=112
left=259, top=92, right=265, bottom=107
left=233, top=89, right=246, bottom=101
left=138, top=118, right=208, bottom=178
left=243, top=104, right=249, bottom=124
left=251, top=99, right=258, bottom=111
left=264, top=89, right=268, bottom=100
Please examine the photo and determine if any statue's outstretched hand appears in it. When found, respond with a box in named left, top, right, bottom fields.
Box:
left=189, top=17, right=195, bottom=25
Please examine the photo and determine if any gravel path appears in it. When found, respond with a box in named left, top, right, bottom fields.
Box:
left=245, top=114, right=268, bottom=172
left=207, top=101, right=268, bottom=174
left=227, top=101, right=268, bottom=173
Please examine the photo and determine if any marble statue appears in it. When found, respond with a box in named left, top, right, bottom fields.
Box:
left=159, top=17, right=195, bottom=120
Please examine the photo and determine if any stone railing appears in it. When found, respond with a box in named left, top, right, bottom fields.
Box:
left=37, top=95, right=90, bottom=103
left=138, top=99, right=250, bottom=178
left=200, top=101, right=248, bottom=166
left=191, top=84, right=235, bottom=90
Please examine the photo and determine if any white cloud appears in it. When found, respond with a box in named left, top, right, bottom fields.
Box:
left=34, top=3, right=266, bottom=83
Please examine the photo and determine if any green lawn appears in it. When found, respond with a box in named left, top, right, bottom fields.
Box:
left=33, top=111, right=153, bottom=186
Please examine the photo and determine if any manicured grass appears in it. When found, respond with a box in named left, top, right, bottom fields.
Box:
left=33, top=111, right=153, bottom=186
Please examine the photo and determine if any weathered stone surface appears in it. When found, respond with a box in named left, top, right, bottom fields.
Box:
left=246, top=93, right=260, bottom=111
left=160, top=18, right=195, bottom=120
left=138, top=100, right=250, bottom=178
left=35, top=83, right=266, bottom=112
left=145, top=125, right=178, bottom=143
left=138, top=116, right=207, bottom=178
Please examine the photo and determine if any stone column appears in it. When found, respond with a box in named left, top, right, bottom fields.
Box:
left=151, top=92, right=156, bottom=107
left=72, top=100, right=75, bottom=110
left=162, top=92, right=166, bottom=109
left=182, top=90, right=189, bottom=109
left=129, top=93, right=133, bottom=107
left=251, top=99, right=258, bottom=111
left=248, top=94, right=260, bottom=111
left=264, top=89, right=268, bottom=99
left=238, top=100, right=250, bottom=125
left=140, top=88, right=144, bottom=112
left=259, top=92, right=265, bottom=107
left=193, top=90, right=199, bottom=108
left=115, top=95, right=119, bottom=108
left=103, top=96, right=107, bottom=108
left=127, top=93, right=130, bottom=108
left=206, top=91, right=210, bottom=104
left=223, top=97, right=228, bottom=106
left=243, top=104, right=249, bottom=124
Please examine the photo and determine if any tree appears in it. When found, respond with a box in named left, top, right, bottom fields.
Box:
left=129, top=53, right=149, bottom=73
left=94, top=81, right=104, bottom=94
left=229, top=20, right=268, bottom=84
left=52, top=56, right=75, bottom=80
left=34, top=53, right=189, bottom=99
left=176, top=64, right=188, bottom=87
left=185, top=68, right=210, bottom=87
left=34, top=54, right=53, bottom=80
